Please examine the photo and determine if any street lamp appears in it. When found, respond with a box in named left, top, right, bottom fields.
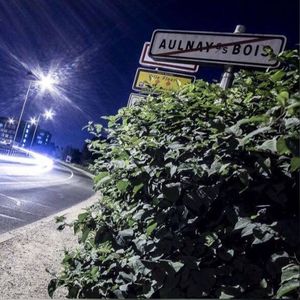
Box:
left=8, top=117, right=15, bottom=125
left=29, top=108, right=55, bottom=148
left=38, top=74, right=57, bottom=93
left=11, top=72, right=57, bottom=152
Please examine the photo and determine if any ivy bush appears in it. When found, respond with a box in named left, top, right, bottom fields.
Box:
left=49, top=50, right=300, bottom=298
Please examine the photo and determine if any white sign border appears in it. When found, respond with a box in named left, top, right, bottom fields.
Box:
left=139, top=42, right=199, bottom=73
left=149, top=29, right=287, bottom=68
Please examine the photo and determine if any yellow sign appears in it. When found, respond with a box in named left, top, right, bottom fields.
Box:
left=132, top=68, right=195, bottom=93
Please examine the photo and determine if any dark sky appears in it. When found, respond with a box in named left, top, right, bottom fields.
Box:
left=0, top=0, right=298, bottom=149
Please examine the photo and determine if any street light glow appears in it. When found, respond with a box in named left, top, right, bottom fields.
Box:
left=29, top=116, right=38, bottom=125
left=38, top=74, right=57, bottom=92
left=43, top=109, right=55, bottom=120
left=8, top=117, right=15, bottom=124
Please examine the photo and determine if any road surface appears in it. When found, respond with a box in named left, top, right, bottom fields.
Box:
left=0, top=161, right=94, bottom=234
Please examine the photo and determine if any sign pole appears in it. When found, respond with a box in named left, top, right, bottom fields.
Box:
left=219, top=25, right=246, bottom=89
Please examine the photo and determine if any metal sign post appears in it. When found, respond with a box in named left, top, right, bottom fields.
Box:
left=219, top=25, right=246, bottom=89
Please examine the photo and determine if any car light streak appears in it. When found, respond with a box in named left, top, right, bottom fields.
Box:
left=0, top=146, right=53, bottom=176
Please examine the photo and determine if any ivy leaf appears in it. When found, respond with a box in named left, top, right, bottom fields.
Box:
left=270, top=70, right=285, bottom=82
left=116, top=179, right=130, bottom=193
left=240, top=126, right=271, bottom=146
left=290, top=157, right=300, bottom=172
left=162, top=182, right=181, bottom=202
left=277, top=91, right=289, bottom=106
left=234, top=218, right=251, bottom=230
left=55, top=215, right=66, bottom=223
left=276, top=264, right=300, bottom=298
left=277, top=137, right=290, bottom=155
left=146, top=222, right=157, bottom=237
left=133, top=183, right=144, bottom=195
left=94, top=171, right=109, bottom=183
left=257, top=138, right=277, bottom=153
left=78, top=212, right=89, bottom=223
left=168, top=261, right=184, bottom=273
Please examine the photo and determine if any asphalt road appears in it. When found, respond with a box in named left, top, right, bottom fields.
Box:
left=0, top=162, right=94, bottom=234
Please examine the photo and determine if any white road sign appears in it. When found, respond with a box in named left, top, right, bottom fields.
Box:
left=139, top=42, right=199, bottom=73
left=127, top=93, right=146, bottom=107
left=149, top=30, right=287, bottom=68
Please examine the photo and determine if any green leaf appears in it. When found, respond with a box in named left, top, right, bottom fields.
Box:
left=168, top=261, right=184, bottom=273
left=78, top=212, right=89, bottom=223
left=277, top=91, right=289, bottom=106
left=281, top=264, right=300, bottom=283
left=146, top=222, right=157, bottom=236
left=276, top=280, right=300, bottom=298
left=257, top=138, right=277, bottom=153
left=240, top=126, right=271, bottom=145
left=270, top=70, right=285, bottom=82
left=162, top=182, right=181, bottom=202
left=277, top=137, right=290, bottom=155
left=290, top=157, right=300, bottom=172
left=133, top=183, right=144, bottom=195
left=54, top=215, right=66, bottom=223
left=234, top=218, right=251, bottom=230
left=219, top=291, right=235, bottom=299
left=116, top=179, right=130, bottom=193
left=81, top=227, right=90, bottom=242
left=94, top=171, right=109, bottom=183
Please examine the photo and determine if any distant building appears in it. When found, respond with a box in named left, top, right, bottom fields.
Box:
left=0, top=116, right=16, bottom=145
left=0, top=116, right=52, bottom=149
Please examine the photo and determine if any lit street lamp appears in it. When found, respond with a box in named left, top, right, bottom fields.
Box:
left=8, top=117, right=15, bottom=125
left=3, top=117, right=15, bottom=130
left=29, top=109, right=54, bottom=148
left=11, top=72, right=57, bottom=152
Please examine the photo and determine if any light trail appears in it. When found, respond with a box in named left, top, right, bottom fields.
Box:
left=0, top=146, right=53, bottom=176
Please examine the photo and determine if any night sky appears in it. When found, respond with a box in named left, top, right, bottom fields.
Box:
left=0, top=0, right=298, bottom=149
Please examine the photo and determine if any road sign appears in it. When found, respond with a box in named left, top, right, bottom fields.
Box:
left=127, top=93, right=147, bottom=107
left=149, top=30, right=286, bottom=68
left=132, top=68, right=195, bottom=93
left=139, top=42, right=199, bottom=73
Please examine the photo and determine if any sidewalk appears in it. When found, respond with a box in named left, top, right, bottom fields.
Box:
left=0, top=193, right=99, bottom=299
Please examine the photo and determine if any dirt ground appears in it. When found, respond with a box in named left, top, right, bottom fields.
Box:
left=0, top=194, right=98, bottom=299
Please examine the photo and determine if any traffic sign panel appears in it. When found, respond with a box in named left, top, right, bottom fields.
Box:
left=127, top=93, right=147, bottom=106
left=139, top=42, right=199, bottom=73
left=149, top=30, right=286, bottom=68
left=132, top=68, right=195, bottom=93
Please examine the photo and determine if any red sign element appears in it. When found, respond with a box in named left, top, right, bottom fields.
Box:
left=139, top=42, right=199, bottom=73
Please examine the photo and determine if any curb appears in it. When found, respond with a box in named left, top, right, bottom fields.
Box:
left=0, top=193, right=99, bottom=245
left=55, top=160, right=94, bottom=179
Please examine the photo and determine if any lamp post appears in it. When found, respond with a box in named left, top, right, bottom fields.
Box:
left=11, top=72, right=57, bottom=153
left=29, top=109, right=54, bottom=149
left=12, top=81, right=32, bottom=150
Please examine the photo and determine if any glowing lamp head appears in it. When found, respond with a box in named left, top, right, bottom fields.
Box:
left=29, top=117, right=38, bottom=126
left=38, top=74, right=57, bottom=92
left=43, top=109, right=55, bottom=120
left=8, top=117, right=15, bottom=125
